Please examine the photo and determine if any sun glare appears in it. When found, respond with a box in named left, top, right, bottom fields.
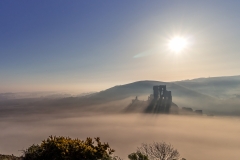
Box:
left=168, top=37, right=188, bottom=53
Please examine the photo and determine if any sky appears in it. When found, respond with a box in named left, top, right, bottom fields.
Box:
left=1, top=1, right=240, bottom=93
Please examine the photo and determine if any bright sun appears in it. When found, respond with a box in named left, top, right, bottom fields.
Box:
left=168, top=37, right=188, bottom=53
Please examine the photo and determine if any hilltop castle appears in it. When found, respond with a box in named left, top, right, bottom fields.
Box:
left=145, top=85, right=173, bottom=113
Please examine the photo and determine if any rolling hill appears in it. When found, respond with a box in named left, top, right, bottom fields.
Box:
left=1, top=75, right=240, bottom=116
left=175, top=75, right=240, bottom=99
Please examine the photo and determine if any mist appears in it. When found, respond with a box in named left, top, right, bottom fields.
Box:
left=1, top=113, right=240, bottom=160
left=1, top=77, right=240, bottom=159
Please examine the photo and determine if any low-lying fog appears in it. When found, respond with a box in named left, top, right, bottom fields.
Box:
left=1, top=113, right=240, bottom=160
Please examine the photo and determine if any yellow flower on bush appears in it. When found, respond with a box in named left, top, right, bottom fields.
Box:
left=23, top=136, right=114, bottom=160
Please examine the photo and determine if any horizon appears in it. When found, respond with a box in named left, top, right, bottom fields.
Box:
left=1, top=74, right=240, bottom=94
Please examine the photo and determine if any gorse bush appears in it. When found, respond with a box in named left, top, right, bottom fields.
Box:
left=23, top=136, right=114, bottom=160
left=0, top=154, right=22, bottom=160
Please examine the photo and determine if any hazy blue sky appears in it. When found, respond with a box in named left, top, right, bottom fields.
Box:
left=1, top=1, right=240, bottom=92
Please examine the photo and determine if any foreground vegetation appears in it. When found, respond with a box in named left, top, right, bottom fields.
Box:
left=0, top=154, right=22, bottom=160
left=1, top=136, right=186, bottom=160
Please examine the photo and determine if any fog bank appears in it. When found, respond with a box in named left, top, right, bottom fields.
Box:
left=1, top=114, right=240, bottom=160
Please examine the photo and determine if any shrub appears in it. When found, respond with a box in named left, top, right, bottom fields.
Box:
left=0, top=154, right=22, bottom=160
left=23, top=136, right=114, bottom=160
left=128, top=151, right=149, bottom=160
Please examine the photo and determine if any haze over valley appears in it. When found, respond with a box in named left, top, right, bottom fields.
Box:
left=1, top=75, right=240, bottom=117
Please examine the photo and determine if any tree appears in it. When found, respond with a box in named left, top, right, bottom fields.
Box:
left=128, top=151, right=149, bottom=160
left=23, top=136, right=114, bottom=160
left=136, top=142, right=180, bottom=160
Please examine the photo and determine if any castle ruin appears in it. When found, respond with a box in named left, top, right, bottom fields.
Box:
left=146, top=85, right=172, bottom=113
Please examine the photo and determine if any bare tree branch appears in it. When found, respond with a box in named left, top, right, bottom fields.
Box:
left=137, top=142, right=180, bottom=160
